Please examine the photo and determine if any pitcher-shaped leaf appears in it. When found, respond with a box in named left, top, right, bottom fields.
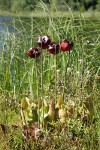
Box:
left=59, top=107, right=66, bottom=123
left=56, top=95, right=63, bottom=109
left=48, top=100, right=55, bottom=121
left=21, top=97, right=28, bottom=109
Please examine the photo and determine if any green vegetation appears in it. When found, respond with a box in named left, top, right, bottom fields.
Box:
left=0, top=3, right=100, bottom=150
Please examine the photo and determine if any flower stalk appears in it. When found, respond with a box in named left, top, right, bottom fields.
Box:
left=41, top=48, right=44, bottom=128
left=54, top=55, right=57, bottom=104
left=63, top=51, right=71, bottom=101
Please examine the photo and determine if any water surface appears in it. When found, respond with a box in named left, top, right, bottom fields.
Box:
left=0, top=16, right=14, bottom=48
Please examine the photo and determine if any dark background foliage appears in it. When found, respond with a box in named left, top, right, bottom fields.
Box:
left=0, top=0, right=100, bottom=12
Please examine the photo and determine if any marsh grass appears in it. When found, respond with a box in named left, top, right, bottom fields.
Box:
left=0, top=4, right=100, bottom=149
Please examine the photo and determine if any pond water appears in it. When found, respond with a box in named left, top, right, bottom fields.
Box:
left=0, top=16, right=39, bottom=49
left=0, top=16, right=14, bottom=48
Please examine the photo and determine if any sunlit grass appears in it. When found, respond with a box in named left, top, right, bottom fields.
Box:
left=0, top=9, right=100, bottom=18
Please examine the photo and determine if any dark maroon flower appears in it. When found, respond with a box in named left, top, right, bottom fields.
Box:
left=48, top=42, right=59, bottom=55
left=28, top=47, right=41, bottom=59
left=37, top=35, right=51, bottom=49
left=60, top=39, right=73, bottom=52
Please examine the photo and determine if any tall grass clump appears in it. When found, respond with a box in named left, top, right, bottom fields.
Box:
left=0, top=2, right=100, bottom=149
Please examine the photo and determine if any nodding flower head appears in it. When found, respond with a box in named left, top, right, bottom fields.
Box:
left=48, top=42, right=59, bottom=55
left=37, top=35, right=51, bottom=49
left=27, top=47, right=41, bottom=59
left=60, top=39, right=73, bottom=52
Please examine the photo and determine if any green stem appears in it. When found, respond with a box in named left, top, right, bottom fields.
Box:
left=54, top=55, right=57, bottom=104
left=30, top=63, right=34, bottom=100
left=63, top=52, right=70, bottom=101
left=35, top=60, right=40, bottom=127
left=41, top=49, right=44, bottom=128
